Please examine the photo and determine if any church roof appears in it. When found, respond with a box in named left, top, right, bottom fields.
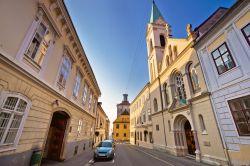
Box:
left=149, top=1, right=164, bottom=23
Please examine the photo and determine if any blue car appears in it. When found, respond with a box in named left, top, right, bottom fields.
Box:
left=93, top=140, right=115, bottom=160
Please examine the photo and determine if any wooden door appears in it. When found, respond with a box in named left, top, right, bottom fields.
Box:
left=184, top=121, right=196, bottom=155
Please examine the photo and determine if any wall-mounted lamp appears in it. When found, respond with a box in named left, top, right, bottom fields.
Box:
left=52, top=100, right=59, bottom=106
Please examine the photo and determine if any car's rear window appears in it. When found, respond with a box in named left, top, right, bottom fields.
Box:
left=97, top=142, right=112, bottom=147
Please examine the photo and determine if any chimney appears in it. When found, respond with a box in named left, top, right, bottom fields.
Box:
left=123, top=94, right=128, bottom=101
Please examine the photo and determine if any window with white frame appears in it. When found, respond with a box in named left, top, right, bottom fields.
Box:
left=241, top=23, right=250, bottom=46
left=148, top=109, right=151, bottom=121
left=88, top=91, right=93, bottom=110
left=228, top=95, right=250, bottom=136
left=77, top=119, right=83, bottom=136
left=0, top=94, right=30, bottom=146
left=211, top=43, right=236, bottom=75
left=25, top=22, right=49, bottom=66
left=58, top=55, right=72, bottom=87
left=73, top=72, right=82, bottom=97
left=82, top=83, right=89, bottom=104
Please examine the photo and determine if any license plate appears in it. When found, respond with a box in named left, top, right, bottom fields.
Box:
left=99, top=153, right=106, bottom=156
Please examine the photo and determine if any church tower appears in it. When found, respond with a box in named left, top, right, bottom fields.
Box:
left=146, top=1, right=170, bottom=82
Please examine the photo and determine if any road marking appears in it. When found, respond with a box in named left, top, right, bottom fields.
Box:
left=130, top=147, right=175, bottom=166
left=84, top=159, right=94, bottom=166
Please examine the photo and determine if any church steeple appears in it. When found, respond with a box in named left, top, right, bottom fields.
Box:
left=149, top=0, right=165, bottom=23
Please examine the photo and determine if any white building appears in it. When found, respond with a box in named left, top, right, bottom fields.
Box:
left=195, top=1, right=250, bottom=165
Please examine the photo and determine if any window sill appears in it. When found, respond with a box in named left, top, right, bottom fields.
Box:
left=0, top=146, right=16, bottom=153
left=23, top=54, right=41, bottom=72
left=217, top=66, right=238, bottom=78
left=201, top=130, right=208, bottom=135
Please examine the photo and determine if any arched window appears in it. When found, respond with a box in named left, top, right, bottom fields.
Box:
left=199, top=114, right=206, bottom=133
left=163, top=83, right=169, bottom=107
left=153, top=98, right=158, bottom=112
left=0, top=92, right=31, bottom=146
left=160, top=35, right=165, bottom=47
left=188, top=63, right=200, bottom=92
left=149, top=39, right=153, bottom=53
left=175, top=72, right=186, bottom=101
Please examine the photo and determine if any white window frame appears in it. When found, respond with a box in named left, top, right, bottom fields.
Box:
left=25, top=21, right=49, bottom=66
left=57, top=55, right=72, bottom=88
left=0, top=91, right=31, bottom=151
left=88, top=91, right=93, bottom=110
left=73, top=71, right=82, bottom=97
left=82, top=83, right=89, bottom=104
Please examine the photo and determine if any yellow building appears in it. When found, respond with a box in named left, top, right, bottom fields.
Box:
left=113, top=110, right=130, bottom=142
left=0, top=0, right=101, bottom=165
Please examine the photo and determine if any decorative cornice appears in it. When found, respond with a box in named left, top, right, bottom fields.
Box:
left=0, top=53, right=96, bottom=119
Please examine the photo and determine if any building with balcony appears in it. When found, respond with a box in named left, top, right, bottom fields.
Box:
left=0, top=0, right=101, bottom=165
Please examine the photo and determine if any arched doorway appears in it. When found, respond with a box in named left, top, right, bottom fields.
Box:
left=173, top=115, right=196, bottom=156
left=44, top=111, right=70, bottom=161
left=184, top=121, right=196, bottom=155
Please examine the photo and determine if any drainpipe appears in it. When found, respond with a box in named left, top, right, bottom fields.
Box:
left=209, top=97, right=232, bottom=166
left=188, top=102, right=201, bottom=162
left=158, top=77, right=168, bottom=149
left=195, top=49, right=232, bottom=165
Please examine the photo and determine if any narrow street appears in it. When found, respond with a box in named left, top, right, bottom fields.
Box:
left=43, top=144, right=209, bottom=166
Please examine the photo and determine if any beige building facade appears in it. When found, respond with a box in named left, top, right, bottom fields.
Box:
left=130, top=84, right=153, bottom=149
left=0, top=0, right=101, bottom=165
left=94, top=102, right=110, bottom=145
left=131, top=2, right=229, bottom=165
left=195, top=1, right=250, bottom=165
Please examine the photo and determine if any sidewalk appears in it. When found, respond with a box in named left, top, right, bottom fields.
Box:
left=41, top=150, right=93, bottom=166
left=130, top=145, right=209, bottom=166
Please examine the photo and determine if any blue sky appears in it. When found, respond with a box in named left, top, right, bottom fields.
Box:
left=64, top=0, right=235, bottom=125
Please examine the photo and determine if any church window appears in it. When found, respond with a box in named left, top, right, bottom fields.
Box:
left=187, top=63, right=200, bottom=93
left=149, top=39, right=153, bottom=53
left=175, top=72, right=186, bottom=102
left=160, top=35, right=165, bottom=47
left=163, top=83, right=169, bottom=107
